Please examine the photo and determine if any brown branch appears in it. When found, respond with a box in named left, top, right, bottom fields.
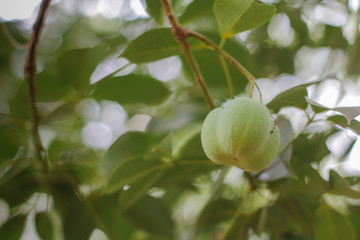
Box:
left=160, top=0, right=215, bottom=109
left=24, top=0, right=52, bottom=171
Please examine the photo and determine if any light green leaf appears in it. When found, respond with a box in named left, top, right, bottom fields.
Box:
left=327, top=115, right=360, bottom=135
left=197, top=198, right=236, bottom=226
left=125, top=195, right=175, bottom=237
left=120, top=28, right=180, bottom=63
left=214, top=0, right=276, bottom=39
left=328, top=170, right=360, bottom=199
left=314, top=204, right=355, bottom=240
left=179, top=0, right=215, bottom=25
left=91, top=74, right=171, bottom=105
left=172, top=123, right=202, bottom=157
left=307, top=98, right=360, bottom=124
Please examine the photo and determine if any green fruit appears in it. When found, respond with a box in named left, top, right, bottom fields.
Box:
left=201, top=97, right=280, bottom=172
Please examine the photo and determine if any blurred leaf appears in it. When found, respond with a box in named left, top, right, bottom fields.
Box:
left=117, top=167, right=166, bottom=211
left=0, top=214, right=27, bottom=240
left=58, top=46, right=105, bottom=90
left=35, top=71, right=74, bottom=102
left=94, top=195, right=134, bottom=239
left=35, top=212, right=54, bottom=240
left=0, top=168, right=41, bottom=208
left=105, top=156, right=166, bottom=194
left=327, top=115, right=360, bottom=135
left=285, top=166, right=328, bottom=200
left=348, top=205, right=360, bottom=238
left=104, top=131, right=157, bottom=173
left=125, top=195, right=175, bottom=237
left=314, top=204, right=355, bottom=240
left=197, top=198, right=236, bottom=226
left=145, top=0, right=164, bottom=24
left=0, top=125, right=23, bottom=162
left=328, top=170, right=360, bottom=199
left=51, top=180, right=95, bottom=240
left=223, top=214, right=248, bottom=240
left=120, top=28, right=180, bottom=63
left=290, top=132, right=331, bottom=171
left=91, top=74, right=171, bottom=105
left=307, top=98, right=360, bottom=124
left=214, top=0, right=276, bottom=39
left=172, top=123, right=202, bottom=157
left=179, top=0, right=215, bottom=25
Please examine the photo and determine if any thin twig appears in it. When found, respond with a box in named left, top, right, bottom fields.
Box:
left=160, top=0, right=215, bottom=109
left=187, top=31, right=257, bottom=97
left=24, top=0, right=52, bottom=171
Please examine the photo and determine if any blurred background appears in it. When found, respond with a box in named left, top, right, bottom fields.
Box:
left=1, top=0, right=360, bottom=239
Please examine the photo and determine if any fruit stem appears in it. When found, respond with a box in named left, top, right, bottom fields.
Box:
left=160, top=0, right=215, bottom=109
left=187, top=31, right=259, bottom=98
left=220, top=56, right=235, bottom=99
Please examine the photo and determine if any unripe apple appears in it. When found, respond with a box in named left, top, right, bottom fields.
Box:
left=201, top=97, right=280, bottom=172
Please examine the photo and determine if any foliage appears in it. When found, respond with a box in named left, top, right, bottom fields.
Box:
left=1, top=0, right=360, bottom=239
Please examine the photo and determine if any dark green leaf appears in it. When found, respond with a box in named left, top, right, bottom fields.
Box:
left=120, top=28, right=180, bottom=63
left=314, top=204, right=355, bottom=240
left=51, top=180, right=95, bottom=240
left=104, top=131, right=157, bottom=173
left=145, top=0, right=164, bottom=24
left=35, top=71, right=75, bottom=102
left=267, top=86, right=308, bottom=112
left=35, top=212, right=54, bottom=240
left=94, top=195, right=134, bottom=239
left=125, top=195, right=175, bottom=237
left=327, top=115, right=360, bottom=135
left=0, top=125, right=23, bottom=162
left=105, top=156, right=166, bottom=194
left=328, top=170, right=360, bottom=199
left=0, top=214, right=27, bottom=240
left=197, top=198, right=236, bottom=226
left=58, top=46, right=105, bottom=90
left=91, top=74, right=171, bottom=105
left=214, top=0, right=276, bottom=39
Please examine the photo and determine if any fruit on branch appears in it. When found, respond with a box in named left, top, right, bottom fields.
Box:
left=201, top=97, right=280, bottom=172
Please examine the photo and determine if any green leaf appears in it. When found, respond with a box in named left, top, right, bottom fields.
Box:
left=94, top=195, right=134, bottom=239
left=105, top=156, right=166, bottom=194
left=307, top=98, right=360, bottom=124
left=91, top=74, right=171, bottom=105
left=35, top=71, right=75, bottom=102
left=0, top=214, right=27, bottom=240
left=117, top=169, right=166, bottom=211
left=125, top=195, right=175, bottom=237
left=104, top=131, right=156, bottom=173
left=267, top=86, right=308, bottom=112
left=0, top=125, right=23, bottom=162
left=51, top=180, right=95, bottom=240
left=214, top=0, right=276, bottom=39
left=179, top=0, right=215, bottom=25
left=58, top=46, right=105, bottom=90
left=197, top=198, right=236, bottom=226
left=314, top=204, right=355, bottom=240
left=328, top=170, right=360, bottom=199
left=35, top=212, right=54, bottom=240
left=327, top=115, right=360, bottom=135
left=120, top=28, right=180, bottom=63
left=145, top=0, right=164, bottom=24
left=171, top=123, right=202, bottom=157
